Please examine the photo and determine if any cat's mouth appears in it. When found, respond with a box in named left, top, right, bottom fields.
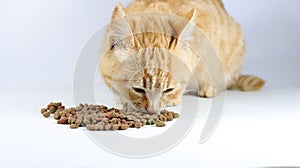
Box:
left=146, top=110, right=160, bottom=115
left=145, top=108, right=161, bottom=114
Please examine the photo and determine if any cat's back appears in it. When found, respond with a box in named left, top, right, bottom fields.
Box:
left=125, top=0, right=227, bottom=23
left=125, top=0, right=244, bottom=75
left=125, top=0, right=244, bottom=59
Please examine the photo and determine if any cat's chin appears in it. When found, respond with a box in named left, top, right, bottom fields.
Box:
left=145, top=111, right=160, bottom=115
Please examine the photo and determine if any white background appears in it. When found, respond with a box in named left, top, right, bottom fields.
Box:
left=1, top=0, right=300, bottom=87
left=1, top=0, right=300, bottom=168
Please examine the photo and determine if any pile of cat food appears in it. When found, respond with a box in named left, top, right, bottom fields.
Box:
left=41, top=102, right=179, bottom=131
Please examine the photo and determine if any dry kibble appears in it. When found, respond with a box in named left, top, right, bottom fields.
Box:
left=111, top=118, right=118, bottom=124
left=119, top=114, right=125, bottom=119
left=54, top=102, right=62, bottom=107
left=173, top=113, right=179, bottom=118
left=126, top=115, right=136, bottom=121
left=70, top=111, right=76, bottom=115
left=147, top=118, right=156, bottom=125
left=112, top=124, right=120, bottom=130
left=104, top=124, right=112, bottom=130
left=43, top=111, right=51, bottom=118
left=128, top=121, right=135, bottom=127
left=49, top=106, right=57, bottom=113
left=41, top=102, right=179, bottom=130
left=159, top=115, right=167, bottom=122
left=53, top=112, right=60, bottom=120
left=57, top=117, right=68, bottom=124
left=40, top=108, right=47, bottom=114
left=141, top=119, right=147, bottom=126
left=65, top=112, right=71, bottom=117
left=121, top=124, right=129, bottom=130
left=96, top=124, right=105, bottom=131
left=155, top=121, right=166, bottom=127
left=160, top=110, right=168, bottom=115
left=143, top=114, right=150, bottom=120
left=134, top=121, right=142, bottom=129
left=68, top=117, right=76, bottom=124
left=57, top=106, right=65, bottom=111
left=86, top=125, right=95, bottom=131
left=70, top=124, right=79, bottom=129
left=75, top=120, right=81, bottom=126
left=166, top=115, right=173, bottom=121
left=120, top=119, right=126, bottom=124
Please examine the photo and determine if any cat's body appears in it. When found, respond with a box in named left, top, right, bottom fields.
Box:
left=99, top=0, right=265, bottom=113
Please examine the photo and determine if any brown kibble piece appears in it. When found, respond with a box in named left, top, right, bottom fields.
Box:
left=57, top=117, right=68, bottom=124
left=155, top=121, right=166, bottom=127
left=43, top=111, right=51, bottom=118
left=111, top=118, right=118, bottom=124
left=121, top=124, right=129, bottom=130
left=54, top=102, right=62, bottom=107
left=41, top=108, right=47, bottom=114
left=83, top=119, right=90, bottom=126
left=141, top=119, right=147, bottom=126
left=166, top=115, right=173, bottom=121
left=104, top=124, right=112, bottom=130
left=57, top=106, right=65, bottom=111
left=70, top=124, right=79, bottom=129
left=70, top=111, right=77, bottom=115
left=160, top=110, right=168, bottom=115
left=134, top=122, right=142, bottom=129
left=53, top=112, right=60, bottom=120
left=96, top=124, right=105, bottom=131
left=86, top=125, right=95, bottom=130
left=159, top=115, right=167, bottom=122
left=75, top=120, right=81, bottom=126
left=112, top=124, right=120, bottom=130
left=128, top=121, right=135, bottom=127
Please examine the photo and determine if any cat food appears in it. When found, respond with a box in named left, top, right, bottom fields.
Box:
left=70, top=124, right=79, bottom=129
left=43, top=111, right=51, bottom=118
left=155, top=121, right=166, bottom=127
left=40, top=102, right=179, bottom=131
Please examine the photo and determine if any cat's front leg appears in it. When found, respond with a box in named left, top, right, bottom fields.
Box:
left=198, top=85, right=219, bottom=98
left=166, top=98, right=181, bottom=107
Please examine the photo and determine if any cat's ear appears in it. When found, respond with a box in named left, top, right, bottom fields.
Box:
left=111, top=2, right=126, bottom=20
left=173, top=9, right=196, bottom=43
left=109, top=2, right=133, bottom=50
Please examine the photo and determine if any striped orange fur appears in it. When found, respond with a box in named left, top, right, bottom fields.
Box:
left=99, top=0, right=265, bottom=113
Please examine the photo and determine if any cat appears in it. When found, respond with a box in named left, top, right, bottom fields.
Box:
left=99, top=0, right=265, bottom=113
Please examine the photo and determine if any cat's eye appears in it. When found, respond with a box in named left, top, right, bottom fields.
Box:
left=132, top=87, right=146, bottom=94
left=164, top=88, right=175, bottom=94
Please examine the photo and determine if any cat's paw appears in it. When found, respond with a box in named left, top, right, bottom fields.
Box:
left=198, top=86, right=218, bottom=98
left=166, top=99, right=181, bottom=107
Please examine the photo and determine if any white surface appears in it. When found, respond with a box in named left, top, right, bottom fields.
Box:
left=0, top=86, right=300, bottom=167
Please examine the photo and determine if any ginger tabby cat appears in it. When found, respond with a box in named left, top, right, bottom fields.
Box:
left=99, top=0, right=265, bottom=113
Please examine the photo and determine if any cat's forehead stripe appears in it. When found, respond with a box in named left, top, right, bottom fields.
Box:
left=137, top=48, right=170, bottom=68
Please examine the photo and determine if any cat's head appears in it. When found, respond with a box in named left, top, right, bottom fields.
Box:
left=128, top=67, right=181, bottom=113
left=104, top=2, right=197, bottom=113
